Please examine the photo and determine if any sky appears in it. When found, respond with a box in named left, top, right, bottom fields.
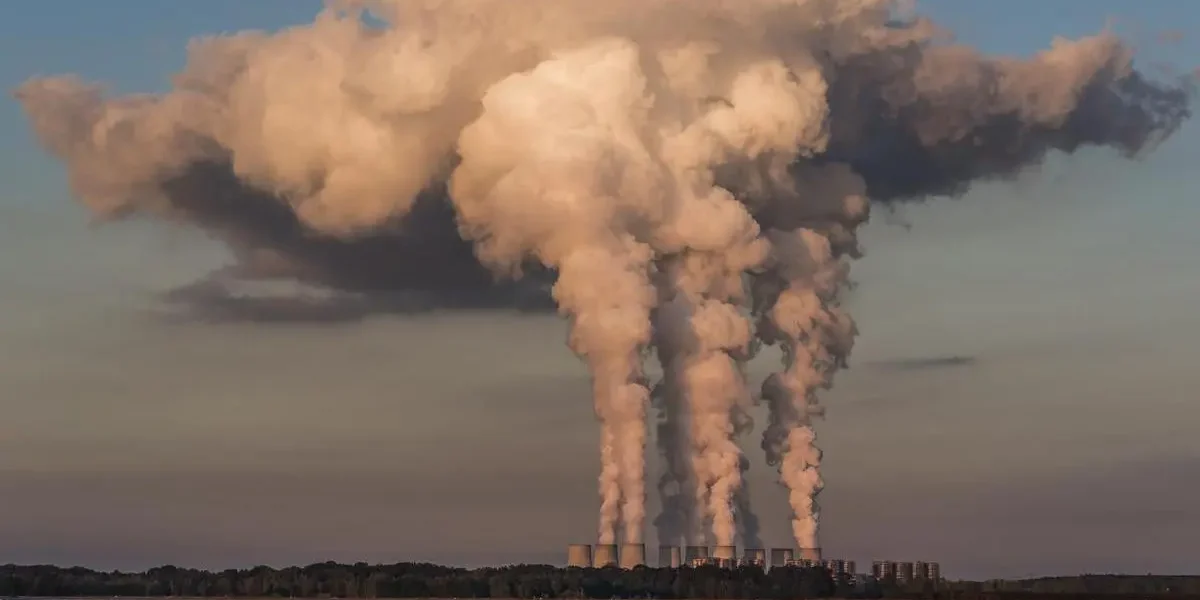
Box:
left=1, top=0, right=1199, bottom=580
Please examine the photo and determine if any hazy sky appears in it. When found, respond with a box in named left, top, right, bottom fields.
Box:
left=2, top=0, right=1199, bottom=580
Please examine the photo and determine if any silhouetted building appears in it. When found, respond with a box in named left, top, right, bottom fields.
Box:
left=872, top=561, right=896, bottom=580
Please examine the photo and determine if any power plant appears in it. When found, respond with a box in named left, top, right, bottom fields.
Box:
left=566, top=543, right=941, bottom=584
left=871, top=560, right=943, bottom=585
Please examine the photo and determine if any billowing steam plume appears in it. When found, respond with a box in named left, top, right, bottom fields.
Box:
left=16, top=0, right=1190, bottom=550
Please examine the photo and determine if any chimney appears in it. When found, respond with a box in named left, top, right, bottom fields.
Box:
left=658, top=545, right=681, bottom=568
left=593, top=544, right=618, bottom=567
left=619, top=543, right=646, bottom=569
left=566, top=544, right=592, bottom=568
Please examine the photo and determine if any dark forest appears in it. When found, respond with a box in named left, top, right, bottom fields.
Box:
left=4, top=563, right=1199, bottom=599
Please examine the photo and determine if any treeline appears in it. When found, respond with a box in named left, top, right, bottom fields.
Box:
left=2, top=562, right=1198, bottom=599
left=946, top=575, right=1200, bottom=595
left=3, top=563, right=837, bottom=599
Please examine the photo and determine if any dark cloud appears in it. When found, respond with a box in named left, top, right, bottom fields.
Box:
left=148, top=162, right=557, bottom=322
left=815, top=42, right=1192, bottom=202
left=863, top=354, right=978, bottom=372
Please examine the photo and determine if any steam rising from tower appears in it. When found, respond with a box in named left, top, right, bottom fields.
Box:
left=15, top=0, right=1191, bottom=550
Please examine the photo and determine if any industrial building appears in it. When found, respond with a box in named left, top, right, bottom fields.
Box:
left=822, top=559, right=856, bottom=577
left=915, top=561, right=940, bottom=581
left=565, top=543, right=941, bottom=583
left=871, top=560, right=894, bottom=580
left=870, top=560, right=942, bottom=584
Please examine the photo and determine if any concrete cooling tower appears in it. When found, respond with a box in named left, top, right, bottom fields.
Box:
left=567, top=544, right=592, bottom=568
left=593, top=544, right=618, bottom=568
left=619, top=543, right=646, bottom=569
left=799, top=547, right=822, bottom=562
left=743, top=548, right=766, bottom=566
left=658, top=545, right=682, bottom=568
left=685, top=545, right=710, bottom=562
left=769, top=548, right=794, bottom=567
left=712, top=545, right=736, bottom=568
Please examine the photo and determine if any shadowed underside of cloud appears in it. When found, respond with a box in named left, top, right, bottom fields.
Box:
left=862, top=354, right=979, bottom=371
left=151, top=163, right=558, bottom=322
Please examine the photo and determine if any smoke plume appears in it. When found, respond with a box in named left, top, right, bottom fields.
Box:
left=16, top=0, right=1190, bottom=550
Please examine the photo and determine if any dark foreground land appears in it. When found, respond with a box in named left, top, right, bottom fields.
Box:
left=4, top=563, right=1199, bottom=599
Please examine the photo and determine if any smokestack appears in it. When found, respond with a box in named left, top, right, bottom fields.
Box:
left=658, top=545, right=681, bottom=568
left=799, top=547, right=822, bottom=562
left=769, top=548, right=794, bottom=567
left=593, top=544, right=618, bottom=568
left=619, top=543, right=646, bottom=569
left=567, top=544, right=592, bottom=568
left=744, top=548, right=766, bottom=567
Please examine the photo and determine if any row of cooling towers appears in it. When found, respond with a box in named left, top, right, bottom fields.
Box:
left=567, top=544, right=824, bottom=570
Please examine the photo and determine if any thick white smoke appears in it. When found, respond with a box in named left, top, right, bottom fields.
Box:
left=16, top=0, right=1190, bottom=550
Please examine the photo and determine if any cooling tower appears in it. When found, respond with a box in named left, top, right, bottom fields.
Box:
left=799, top=547, right=822, bottom=562
left=567, top=544, right=592, bottom=568
left=658, top=545, right=682, bottom=568
left=593, top=544, right=618, bottom=567
left=684, top=545, right=709, bottom=562
left=744, top=548, right=766, bottom=566
left=896, top=561, right=915, bottom=582
left=619, top=543, right=646, bottom=569
left=769, top=548, right=794, bottom=567
left=712, top=545, right=736, bottom=561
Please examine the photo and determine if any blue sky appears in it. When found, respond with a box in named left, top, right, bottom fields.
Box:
left=2, top=0, right=1199, bottom=579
